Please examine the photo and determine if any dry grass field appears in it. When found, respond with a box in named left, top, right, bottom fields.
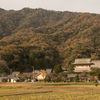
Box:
left=0, top=82, right=100, bottom=100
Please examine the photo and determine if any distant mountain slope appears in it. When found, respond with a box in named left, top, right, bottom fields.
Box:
left=0, top=8, right=78, bottom=39
left=0, top=8, right=99, bottom=72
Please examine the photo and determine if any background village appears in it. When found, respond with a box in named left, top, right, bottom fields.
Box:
left=0, top=58, right=100, bottom=83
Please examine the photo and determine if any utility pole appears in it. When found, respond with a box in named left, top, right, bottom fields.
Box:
left=10, top=69, right=12, bottom=74
left=32, top=66, right=34, bottom=82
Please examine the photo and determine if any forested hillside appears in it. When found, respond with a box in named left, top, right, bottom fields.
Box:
left=0, top=8, right=100, bottom=73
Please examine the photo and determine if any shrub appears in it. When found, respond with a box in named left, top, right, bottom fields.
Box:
left=44, top=77, right=51, bottom=82
left=74, top=75, right=79, bottom=82
left=54, top=64, right=63, bottom=74
left=54, top=77, right=62, bottom=82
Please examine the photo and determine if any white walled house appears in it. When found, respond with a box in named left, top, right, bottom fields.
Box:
left=36, top=70, right=46, bottom=80
left=37, top=74, right=46, bottom=80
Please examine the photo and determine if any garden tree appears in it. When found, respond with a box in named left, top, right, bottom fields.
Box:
left=54, top=64, right=63, bottom=74
left=55, top=77, right=62, bottom=82
left=58, top=72, right=67, bottom=78
left=44, top=76, right=51, bottom=82
left=0, top=60, right=10, bottom=74
left=91, top=53, right=99, bottom=60
left=58, top=72, right=67, bottom=82
left=80, top=71, right=88, bottom=77
left=90, top=68, right=100, bottom=76
left=98, top=73, right=100, bottom=80
left=74, top=75, right=79, bottom=82
left=41, top=70, right=46, bottom=77
left=66, top=67, right=74, bottom=74
left=90, top=68, right=100, bottom=80
left=45, top=73, right=57, bottom=82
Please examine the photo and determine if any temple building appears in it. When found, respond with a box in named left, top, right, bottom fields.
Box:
left=72, top=58, right=94, bottom=72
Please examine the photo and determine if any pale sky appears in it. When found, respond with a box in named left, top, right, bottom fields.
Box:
left=0, top=0, right=100, bottom=14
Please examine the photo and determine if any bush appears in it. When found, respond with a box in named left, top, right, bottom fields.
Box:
left=44, top=77, right=51, bottom=82
left=94, top=80, right=98, bottom=87
left=54, top=64, right=63, bottom=74
left=74, top=75, right=79, bottom=82
left=54, top=77, right=62, bottom=82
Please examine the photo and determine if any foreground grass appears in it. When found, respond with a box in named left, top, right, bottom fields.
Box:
left=0, top=82, right=100, bottom=100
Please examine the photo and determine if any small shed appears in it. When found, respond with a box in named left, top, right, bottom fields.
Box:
left=7, top=75, right=20, bottom=82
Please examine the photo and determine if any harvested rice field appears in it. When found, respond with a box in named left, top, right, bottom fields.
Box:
left=0, top=82, right=100, bottom=100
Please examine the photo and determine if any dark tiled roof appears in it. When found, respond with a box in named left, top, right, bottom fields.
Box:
left=7, top=75, right=19, bottom=79
left=72, top=58, right=93, bottom=65
left=0, top=77, right=8, bottom=79
left=67, top=74, right=77, bottom=78
left=46, top=69, right=52, bottom=74
left=23, top=73, right=32, bottom=75
left=12, top=72, right=20, bottom=75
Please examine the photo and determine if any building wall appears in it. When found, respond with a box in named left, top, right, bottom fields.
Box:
left=11, top=79, right=16, bottom=82
left=91, top=60, right=100, bottom=68
left=74, top=65, right=91, bottom=71
left=37, top=75, right=45, bottom=80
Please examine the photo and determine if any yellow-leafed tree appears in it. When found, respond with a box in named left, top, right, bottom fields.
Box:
left=41, top=70, right=46, bottom=77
